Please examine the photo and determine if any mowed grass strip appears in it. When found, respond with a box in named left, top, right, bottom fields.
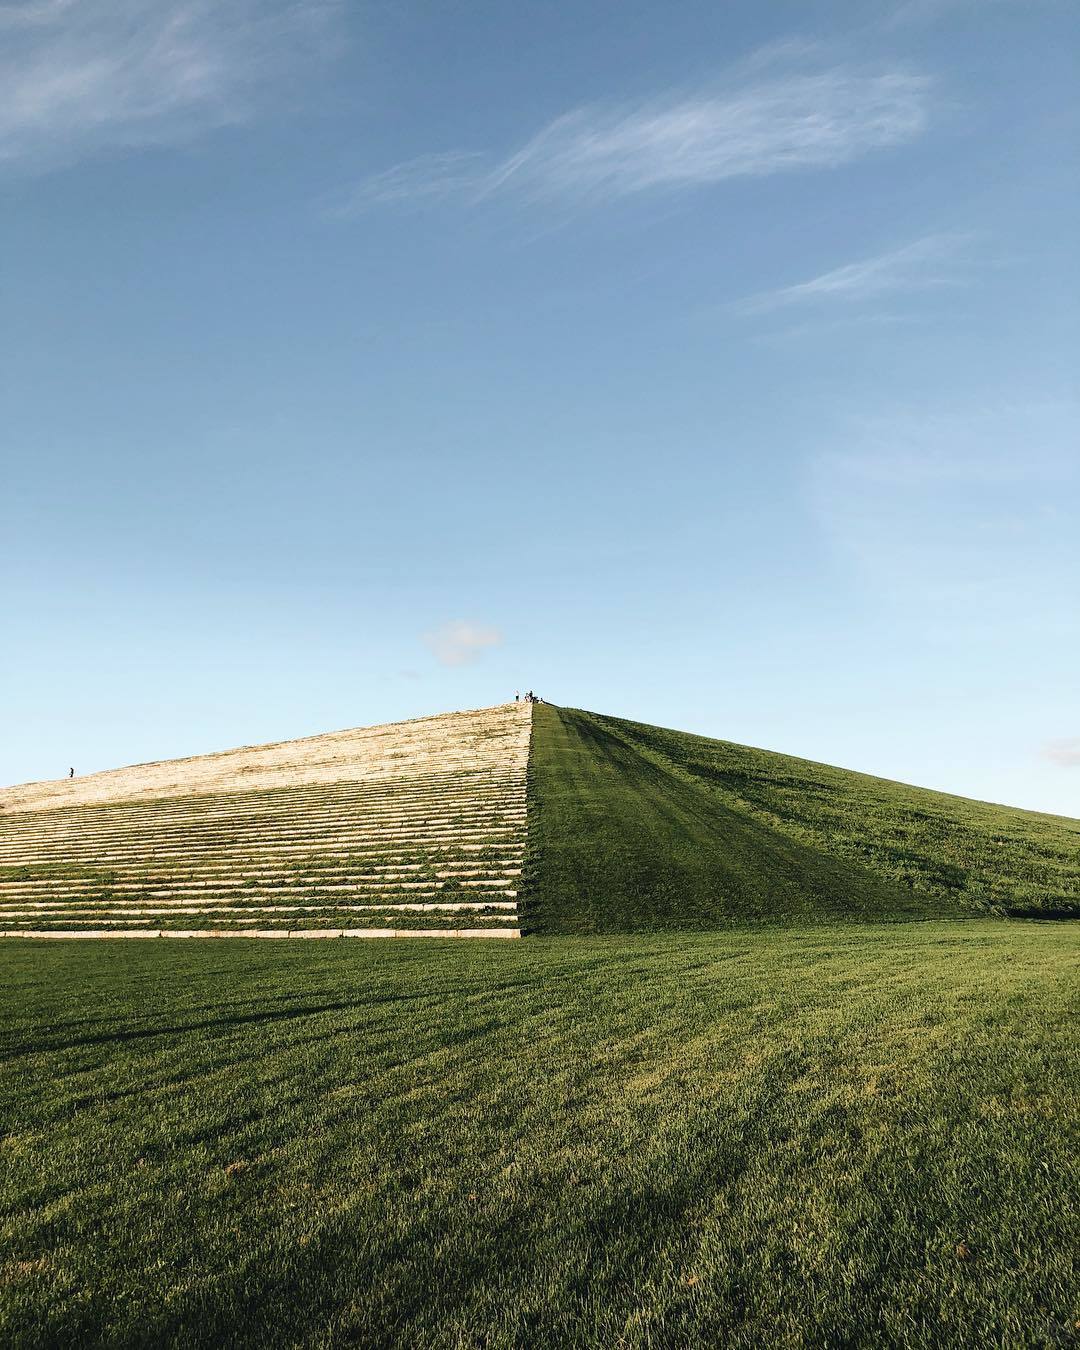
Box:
left=589, top=707, right=1080, bottom=919
left=0, top=923, right=1076, bottom=1348
left=525, top=705, right=1080, bottom=933
left=524, top=705, right=939, bottom=933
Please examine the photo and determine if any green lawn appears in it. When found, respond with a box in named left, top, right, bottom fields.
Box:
left=2, top=923, right=1076, bottom=1348
left=524, top=706, right=1080, bottom=932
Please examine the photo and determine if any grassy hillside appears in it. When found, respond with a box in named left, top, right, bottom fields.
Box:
left=525, top=705, right=1080, bottom=934
left=1, top=925, right=1075, bottom=1348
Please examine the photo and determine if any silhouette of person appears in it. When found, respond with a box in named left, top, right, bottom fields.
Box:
left=69, top=767, right=74, bottom=778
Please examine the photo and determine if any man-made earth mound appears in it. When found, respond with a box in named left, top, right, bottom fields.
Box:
left=524, top=705, right=1080, bottom=933
left=0, top=705, right=530, bottom=938
left=3, top=701, right=1076, bottom=938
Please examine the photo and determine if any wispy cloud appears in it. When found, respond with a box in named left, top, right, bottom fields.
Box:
left=1043, top=739, right=1080, bottom=768
left=486, top=71, right=929, bottom=203
left=339, top=55, right=931, bottom=216
left=884, top=0, right=1024, bottom=27
left=333, top=151, right=488, bottom=214
left=738, top=233, right=972, bottom=314
left=749, top=311, right=921, bottom=345
left=423, top=621, right=503, bottom=668
left=0, top=0, right=342, bottom=171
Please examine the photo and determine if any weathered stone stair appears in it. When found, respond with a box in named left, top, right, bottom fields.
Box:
left=0, top=703, right=532, bottom=939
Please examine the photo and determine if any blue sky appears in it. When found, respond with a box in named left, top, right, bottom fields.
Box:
left=2, top=0, right=1078, bottom=815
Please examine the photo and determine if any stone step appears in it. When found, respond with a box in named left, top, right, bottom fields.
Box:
left=0, top=882, right=519, bottom=901
left=0, top=928, right=522, bottom=939
left=1, top=820, right=528, bottom=849
left=0, top=909, right=517, bottom=924
left=0, top=901, right=518, bottom=914
left=0, top=866, right=523, bottom=889
left=0, top=808, right=528, bottom=850
left=0, top=846, right=526, bottom=872
left=4, top=772, right=528, bottom=814
left=0, top=865, right=525, bottom=888
left=0, top=906, right=516, bottom=929
left=0, top=831, right=527, bottom=864
left=3, top=784, right=530, bottom=829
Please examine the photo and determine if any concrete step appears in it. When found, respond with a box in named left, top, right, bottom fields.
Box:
left=0, top=928, right=522, bottom=939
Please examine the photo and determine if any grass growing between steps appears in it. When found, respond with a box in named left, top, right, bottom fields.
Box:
left=1, top=923, right=1077, bottom=1349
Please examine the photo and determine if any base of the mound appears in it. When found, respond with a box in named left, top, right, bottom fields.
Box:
left=0, top=928, right=522, bottom=940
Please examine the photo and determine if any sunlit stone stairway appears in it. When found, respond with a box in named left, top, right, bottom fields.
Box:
left=0, top=703, right=531, bottom=939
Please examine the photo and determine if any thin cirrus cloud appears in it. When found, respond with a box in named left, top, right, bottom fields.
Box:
left=0, top=0, right=342, bottom=171
left=349, top=151, right=490, bottom=208
left=423, top=621, right=504, bottom=669
left=735, top=232, right=973, bottom=314
left=1043, top=740, right=1080, bottom=768
left=338, top=60, right=932, bottom=215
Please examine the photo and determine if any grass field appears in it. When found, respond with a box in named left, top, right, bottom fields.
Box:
left=2, top=923, right=1077, bottom=1348
left=525, top=706, right=1080, bottom=932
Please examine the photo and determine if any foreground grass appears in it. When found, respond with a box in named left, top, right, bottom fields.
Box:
left=1, top=924, right=1077, bottom=1348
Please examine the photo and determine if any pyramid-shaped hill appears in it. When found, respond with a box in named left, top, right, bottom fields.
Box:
left=3, top=701, right=1077, bottom=940
left=0, top=705, right=531, bottom=938
left=523, top=704, right=1080, bottom=933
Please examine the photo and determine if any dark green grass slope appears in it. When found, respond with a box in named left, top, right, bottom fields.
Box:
left=591, top=708, right=1080, bottom=921
left=525, top=705, right=957, bottom=935
left=0, top=926, right=1076, bottom=1349
left=525, top=706, right=1080, bottom=934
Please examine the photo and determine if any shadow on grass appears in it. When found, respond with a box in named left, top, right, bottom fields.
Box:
left=0, top=993, right=431, bottom=1059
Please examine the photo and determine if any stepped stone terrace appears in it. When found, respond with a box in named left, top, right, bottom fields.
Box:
left=0, top=703, right=531, bottom=939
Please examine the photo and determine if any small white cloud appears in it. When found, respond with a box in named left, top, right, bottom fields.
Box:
left=423, top=621, right=503, bottom=668
left=0, top=0, right=342, bottom=172
left=342, top=54, right=931, bottom=215
left=1043, top=739, right=1080, bottom=768
left=737, top=233, right=972, bottom=314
